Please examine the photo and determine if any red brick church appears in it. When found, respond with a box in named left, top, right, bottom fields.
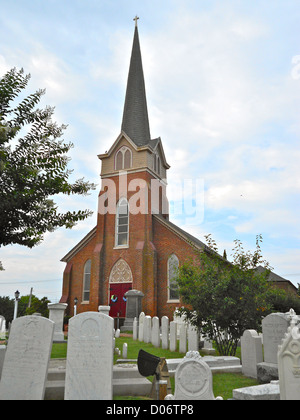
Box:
left=60, top=21, right=206, bottom=321
left=59, top=21, right=298, bottom=322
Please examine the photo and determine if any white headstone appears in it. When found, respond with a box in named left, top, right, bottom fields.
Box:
left=138, top=312, right=145, bottom=342
left=278, top=309, right=300, bottom=400
left=64, top=311, right=114, bottom=400
left=47, top=303, right=67, bottom=342
left=169, top=321, right=177, bottom=352
left=179, top=323, right=187, bottom=354
left=151, top=316, right=160, bottom=348
left=188, top=324, right=199, bottom=352
left=133, top=317, right=138, bottom=341
left=122, top=343, right=128, bottom=359
left=115, top=328, right=120, bottom=338
left=0, top=316, right=54, bottom=400
left=241, top=329, right=263, bottom=379
left=162, top=316, right=169, bottom=350
left=171, top=351, right=222, bottom=400
left=262, top=313, right=289, bottom=364
left=143, top=316, right=152, bottom=343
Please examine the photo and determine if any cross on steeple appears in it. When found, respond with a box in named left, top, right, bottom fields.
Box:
left=133, top=15, right=139, bottom=27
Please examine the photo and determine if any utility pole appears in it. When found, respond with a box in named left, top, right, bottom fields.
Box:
left=28, top=287, right=33, bottom=308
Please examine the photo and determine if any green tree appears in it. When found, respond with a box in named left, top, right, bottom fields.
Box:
left=176, top=234, right=274, bottom=356
left=0, top=68, right=95, bottom=267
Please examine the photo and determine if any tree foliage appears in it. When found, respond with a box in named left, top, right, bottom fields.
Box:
left=176, top=234, right=276, bottom=356
left=0, top=68, right=95, bottom=256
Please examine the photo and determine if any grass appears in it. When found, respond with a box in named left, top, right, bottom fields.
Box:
left=50, top=335, right=259, bottom=400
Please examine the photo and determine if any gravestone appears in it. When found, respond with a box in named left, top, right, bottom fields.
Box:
left=162, top=316, right=169, bottom=350
left=151, top=316, right=160, bottom=348
left=0, top=316, right=54, bottom=400
left=122, top=343, right=128, bottom=359
left=47, top=302, right=67, bottom=342
left=138, top=312, right=145, bottom=342
left=133, top=317, right=138, bottom=341
left=241, top=330, right=263, bottom=379
left=179, top=323, right=187, bottom=354
left=0, top=316, right=5, bottom=339
left=263, top=313, right=289, bottom=364
left=188, top=324, right=199, bottom=351
left=143, top=316, right=152, bottom=343
left=169, top=321, right=177, bottom=352
left=121, top=289, right=144, bottom=332
left=278, top=309, right=300, bottom=400
left=257, top=312, right=289, bottom=383
left=64, top=311, right=114, bottom=400
left=165, top=351, right=223, bottom=400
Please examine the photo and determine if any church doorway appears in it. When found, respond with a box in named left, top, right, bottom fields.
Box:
left=108, top=259, right=133, bottom=320
left=109, top=282, right=132, bottom=318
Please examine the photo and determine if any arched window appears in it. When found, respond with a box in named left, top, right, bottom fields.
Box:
left=116, top=198, right=129, bottom=247
left=83, top=259, right=91, bottom=302
left=168, top=254, right=179, bottom=301
left=115, top=146, right=132, bottom=170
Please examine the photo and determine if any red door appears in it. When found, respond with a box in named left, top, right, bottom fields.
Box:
left=109, top=283, right=132, bottom=318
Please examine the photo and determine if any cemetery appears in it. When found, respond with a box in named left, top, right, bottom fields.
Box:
left=0, top=304, right=300, bottom=400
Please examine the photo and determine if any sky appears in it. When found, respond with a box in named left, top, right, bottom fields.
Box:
left=0, top=0, right=300, bottom=302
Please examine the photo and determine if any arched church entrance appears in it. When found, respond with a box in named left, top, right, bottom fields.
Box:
left=109, top=259, right=133, bottom=319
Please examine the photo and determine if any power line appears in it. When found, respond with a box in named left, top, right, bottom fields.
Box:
left=0, top=279, right=61, bottom=285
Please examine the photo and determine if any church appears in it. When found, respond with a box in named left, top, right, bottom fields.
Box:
left=60, top=20, right=207, bottom=322
left=59, top=20, right=297, bottom=323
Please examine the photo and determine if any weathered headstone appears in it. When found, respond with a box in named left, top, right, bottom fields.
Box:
left=162, top=316, right=169, bottom=350
left=257, top=312, right=289, bottom=383
left=188, top=324, right=199, bottom=352
left=262, top=313, right=289, bottom=364
left=143, top=316, right=152, bottom=343
left=47, top=302, right=67, bottom=343
left=151, top=316, right=160, bottom=348
left=0, top=316, right=54, bottom=400
left=165, top=351, right=222, bottom=400
left=169, top=321, right=177, bottom=352
left=64, top=312, right=114, bottom=400
left=278, top=309, right=300, bottom=400
left=0, top=316, right=5, bottom=339
left=138, top=312, right=145, bottom=342
left=241, top=330, right=263, bottom=379
left=122, top=343, right=128, bottom=359
left=133, top=317, right=138, bottom=341
left=179, top=323, right=187, bottom=354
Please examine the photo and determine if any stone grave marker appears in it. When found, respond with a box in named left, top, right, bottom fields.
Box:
left=133, top=317, right=138, bottom=341
left=165, top=351, right=222, bottom=400
left=162, top=316, right=169, bottom=350
left=169, top=321, right=177, bottom=352
left=0, top=315, right=54, bottom=400
left=138, top=312, right=145, bottom=342
left=262, top=313, right=289, bottom=364
left=143, top=316, right=152, bottom=343
left=257, top=312, right=290, bottom=383
left=241, top=329, right=263, bottom=379
left=179, top=323, right=187, bottom=354
left=151, top=316, right=160, bottom=348
left=64, top=311, right=114, bottom=400
left=278, top=309, right=300, bottom=400
left=48, top=302, right=67, bottom=342
left=188, top=324, right=199, bottom=351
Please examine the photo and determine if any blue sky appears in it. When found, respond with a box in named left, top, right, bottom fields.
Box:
left=0, top=0, right=300, bottom=301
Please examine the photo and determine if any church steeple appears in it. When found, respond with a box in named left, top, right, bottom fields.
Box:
left=121, top=18, right=151, bottom=146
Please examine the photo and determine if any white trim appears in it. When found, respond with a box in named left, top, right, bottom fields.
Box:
left=167, top=254, right=180, bottom=302
left=115, top=197, right=129, bottom=248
